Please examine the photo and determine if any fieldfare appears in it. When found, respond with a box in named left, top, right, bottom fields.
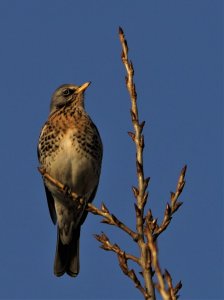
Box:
left=38, top=82, right=103, bottom=277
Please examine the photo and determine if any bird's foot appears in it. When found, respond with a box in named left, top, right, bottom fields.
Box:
left=63, top=184, right=73, bottom=198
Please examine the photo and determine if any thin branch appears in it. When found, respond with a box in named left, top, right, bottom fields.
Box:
left=119, top=27, right=155, bottom=300
left=38, top=167, right=81, bottom=199
left=94, top=232, right=139, bottom=264
left=87, top=203, right=138, bottom=241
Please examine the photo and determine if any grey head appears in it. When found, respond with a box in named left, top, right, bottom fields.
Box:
left=50, top=82, right=91, bottom=114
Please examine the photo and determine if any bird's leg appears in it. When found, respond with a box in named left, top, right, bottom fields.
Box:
left=63, top=184, right=73, bottom=198
left=63, top=184, right=84, bottom=205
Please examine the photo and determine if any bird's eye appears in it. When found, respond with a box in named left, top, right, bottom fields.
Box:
left=63, top=89, right=73, bottom=96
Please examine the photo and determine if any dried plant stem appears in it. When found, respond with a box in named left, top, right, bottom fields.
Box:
left=119, top=27, right=155, bottom=300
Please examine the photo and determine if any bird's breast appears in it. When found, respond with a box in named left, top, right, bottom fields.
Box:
left=44, top=129, right=100, bottom=198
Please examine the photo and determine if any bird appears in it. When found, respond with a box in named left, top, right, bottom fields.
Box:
left=37, top=82, right=103, bottom=277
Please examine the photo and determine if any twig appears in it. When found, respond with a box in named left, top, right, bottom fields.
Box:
left=153, top=165, right=187, bottom=239
left=95, top=232, right=147, bottom=297
left=145, top=226, right=182, bottom=300
left=94, top=232, right=139, bottom=263
left=165, top=270, right=182, bottom=300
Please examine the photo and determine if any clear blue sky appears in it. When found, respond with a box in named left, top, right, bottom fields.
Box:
left=0, top=1, right=222, bottom=299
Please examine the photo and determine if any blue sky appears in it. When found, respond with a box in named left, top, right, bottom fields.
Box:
left=0, top=0, right=222, bottom=299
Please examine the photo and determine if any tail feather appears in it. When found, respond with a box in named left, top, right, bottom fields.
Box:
left=54, top=226, right=80, bottom=277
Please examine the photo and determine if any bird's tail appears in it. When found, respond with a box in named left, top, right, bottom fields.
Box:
left=54, top=226, right=80, bottom=277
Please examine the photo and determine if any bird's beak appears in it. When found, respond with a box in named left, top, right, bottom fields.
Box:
left=75, top=82, right=91, bottom=94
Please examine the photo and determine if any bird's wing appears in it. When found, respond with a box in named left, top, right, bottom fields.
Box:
left=79, top=185, right=98, bottom=226
left=44, top=184, right=57, bottom=224
left=37, top=124, right=57, bottom=225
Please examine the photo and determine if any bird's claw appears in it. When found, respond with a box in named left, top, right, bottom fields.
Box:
left=63, top=184, right=73, bottom=198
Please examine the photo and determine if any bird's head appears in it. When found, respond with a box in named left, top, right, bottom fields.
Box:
left=50, top=82, right=91, bottom=114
